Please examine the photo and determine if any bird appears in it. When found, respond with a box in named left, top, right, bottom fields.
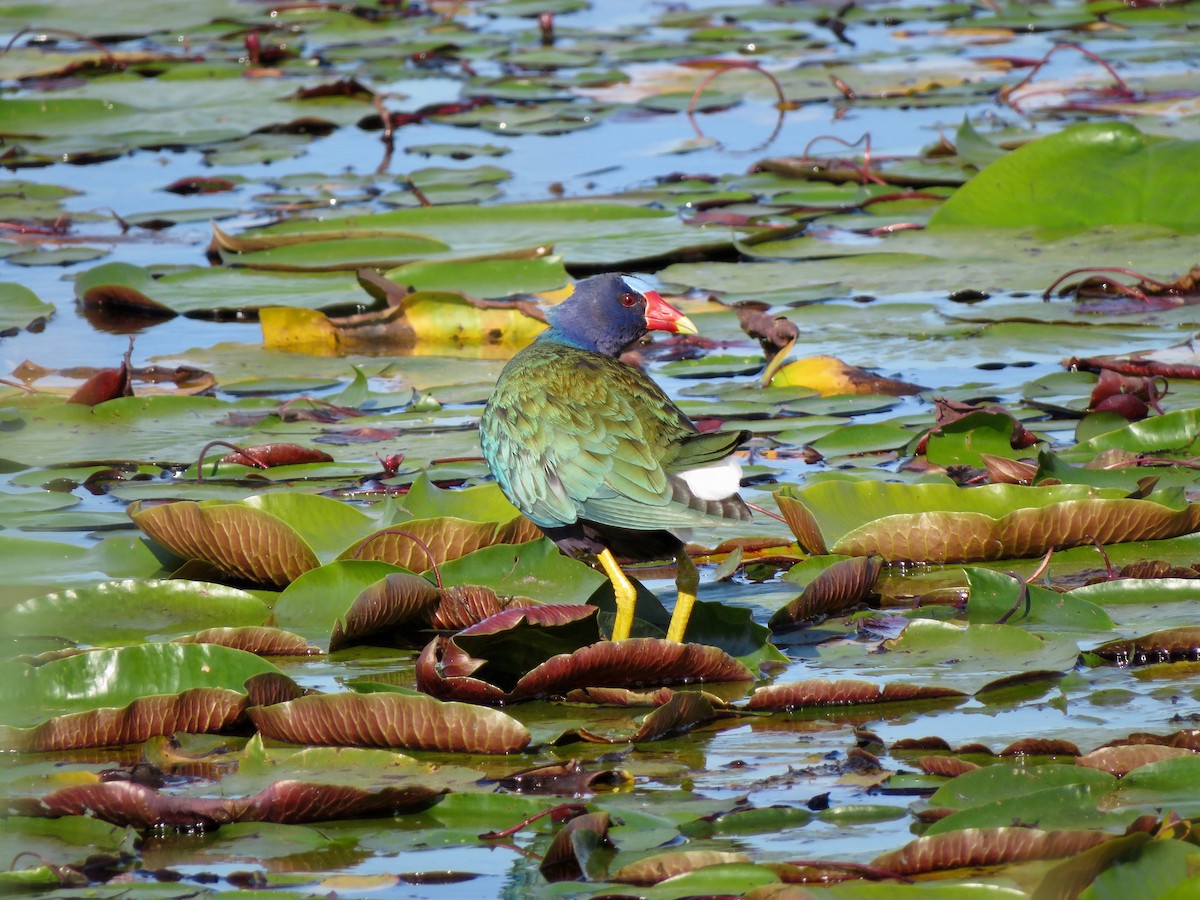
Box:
left=479, top=273, right=751, bottom=643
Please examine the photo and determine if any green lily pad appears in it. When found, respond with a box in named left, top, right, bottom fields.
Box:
left=930, top=122, right=1200, bottom=233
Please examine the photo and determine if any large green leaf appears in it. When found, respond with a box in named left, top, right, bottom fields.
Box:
left=930, top=123, right=1200, bottom=232
left=0, top=643, right=281, bottom=726
left=0, top=580, right=269, bottom=645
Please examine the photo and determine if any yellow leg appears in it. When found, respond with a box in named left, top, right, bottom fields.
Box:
left=665, top=550, right=698, bottom=644
left=596, top=547, right=638, bottom=642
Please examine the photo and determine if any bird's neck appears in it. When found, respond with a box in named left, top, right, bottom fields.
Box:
left=538, top=326, right=630, bottom=357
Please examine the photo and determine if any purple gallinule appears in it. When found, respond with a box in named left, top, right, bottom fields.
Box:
left=480, top=274, right=751, bottom=642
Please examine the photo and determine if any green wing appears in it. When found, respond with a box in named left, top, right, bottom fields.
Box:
left=480, top=342, right=746, bottom=531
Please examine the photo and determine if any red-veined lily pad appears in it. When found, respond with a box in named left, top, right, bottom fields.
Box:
left=777, top=481, right=1200, bottom=562
left=0, top=687, right=249, bottom=752
left=769, top=555, right=881, bottom=630
left=247, top=691, right=531, bottom=754
left=173, top=626, right=319, bottom=657
left=343, top=515, right=543, bottom=570
left=609, top=851, right=756, bottom=886
left=329, top=572, right=442, bottom=652
left=272, top=560, right=419, bottom=648
left=575, top=690, right=739, bottom=744
left=416, top=606, right=755, bottom=703
left=747, top=679, right=966, bottom=712
left=272, top=559, right=540, bottom=650
left=1076, top=745, right=1196, bottom=776
left=872, top=827, right=1115, bottom=876
left=7, top=778, right=443, bottom=829
left=129, top=493, right=379, bottom=588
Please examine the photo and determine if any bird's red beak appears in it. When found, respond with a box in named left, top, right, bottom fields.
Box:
left=642, top=290, right=698, bottom=335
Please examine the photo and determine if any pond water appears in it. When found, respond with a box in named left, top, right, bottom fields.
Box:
left=3, top=0, right=1200, bottom=897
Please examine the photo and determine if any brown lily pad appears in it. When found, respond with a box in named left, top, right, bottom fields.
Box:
left=575, top=690, right=736, bottom=744
left=0, top=687, right=248, bottom=752
left=345, top=515, right=543, bottom=571
left=610, top=850, right=753, bottom=885
left=329, top=572, right=441, bottom=652
left=130, top=501, right=318, bottom=588
left=431, top=584, right=539, bottom=631
left=872, top=827, right=1113, bottom=876
left=418, top=616, right=755, bottom=703
left=1090, top=627, right=1200, bottom=666
left=747, top=679, right=966, bottom=712
left=219, top=443, right=335, bottom=468
left=491, top=760, right=631, bottom=794
left=174, top=627, right=320, bottom=657
left=1076, top=744, right=1195, bottom=775
left=539, top=811, right=613, bottom=882
left=247, top=690, right=531, bottom=754
left=777, top=482, right=1200, bottom=563
left=769, top=556, right=882, bottom=630
left=7, top=778, right=443, bottom=828
left=916, top=756, right=980, bottom=777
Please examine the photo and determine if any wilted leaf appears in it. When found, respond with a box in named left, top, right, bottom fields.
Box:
left=770, top=355, right=924, bottom=397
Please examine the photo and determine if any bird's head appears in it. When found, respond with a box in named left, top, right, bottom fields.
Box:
left=544, top=273, right=697, bottom=356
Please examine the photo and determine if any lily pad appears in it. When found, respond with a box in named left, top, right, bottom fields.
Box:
left=777, top=481, right=1200, bottom=562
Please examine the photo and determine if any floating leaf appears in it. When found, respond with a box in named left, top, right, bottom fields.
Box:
left=874, top=827, right=1113, bottom=876
left=129, top=493, right=377, bottom=588
left=7, top=778, right=443, bottom=828
left=345, top=516, right=543, bottom=571
left=747, top=678, right=965, bottom=711
left=777, top=481, right=1200, bottom=562
left=247, top=691, right=531, bottom=754
left=931, top=123, right=1200, bottom=233
left=769, top=555, right=881, bottom=630
left=0, top=643, right=282, bottom=726
left=0, top=579, right=270, bottom=645
left=0, top=688, right=248, bottom=752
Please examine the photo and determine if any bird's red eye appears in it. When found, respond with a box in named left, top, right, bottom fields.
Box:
left=620, top=292, right=638, bottom=307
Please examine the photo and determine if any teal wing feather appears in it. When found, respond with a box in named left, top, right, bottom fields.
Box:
left=480, top=341, right=746, bottom=531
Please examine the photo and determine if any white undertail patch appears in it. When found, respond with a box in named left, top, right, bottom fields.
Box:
left=679, top=455, right=743, bottom=501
